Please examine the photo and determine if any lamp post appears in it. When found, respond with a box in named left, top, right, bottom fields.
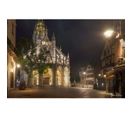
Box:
left=103, top=74, right=108, bottom=92
left=97, top=73, right=102, bottom=89
left=104, top=29, right=114, bottom=38
left=83, top=71, right=86, bottom=87
left=16, top=64, right=21, bottom=88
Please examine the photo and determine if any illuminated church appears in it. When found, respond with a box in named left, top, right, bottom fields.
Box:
left=31, top=21, right=71, bottom=87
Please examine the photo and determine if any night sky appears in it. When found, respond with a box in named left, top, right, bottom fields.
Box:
left=16, top=20, right=114, bottom=82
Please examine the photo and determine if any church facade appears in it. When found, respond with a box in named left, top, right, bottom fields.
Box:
left=31, top=21, right=71, bottom=87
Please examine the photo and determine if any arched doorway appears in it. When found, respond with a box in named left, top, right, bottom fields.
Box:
left=32, top=70, right=39, bottom=86
left=56, top=66, right=63, bottom=86
left=42, top=68, right=53, bottom=86
left=64, top=66, right=70, bottom=87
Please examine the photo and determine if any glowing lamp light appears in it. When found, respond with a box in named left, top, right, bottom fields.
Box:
left=17, top=64, right=21, bottom=68
left=49, top=82, right=52, bottom=86
left=98, top=74, right=101, bottom=77
left=104, top=30, right=114, bottom=38
left=103, top=74, right=106, bottom=78
left=83, top=72, right=86, bottom=75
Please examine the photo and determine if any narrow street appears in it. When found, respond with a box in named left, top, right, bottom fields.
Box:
left=8, top=87, right=112, bottom=98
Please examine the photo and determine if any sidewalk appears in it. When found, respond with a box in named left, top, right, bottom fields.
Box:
left=111, top=93, right=122, bottom=98
left=98, top=90, right=113, bottom=96
left=98, top=90, right=122, bottom=98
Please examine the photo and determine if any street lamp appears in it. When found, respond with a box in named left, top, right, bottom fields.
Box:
left=17, top=64, right=21, bottom=68
left=104, top=29, right=114, bottom=38
left=103, top=74, right=108, bottom=92
left=83, top=72, right=86, bottom=75
left=103, top=74, right=106, bottom=78
left=98, top=73, right=101, bottom=77
left=16, top=63, right=21, bottom=88
left=82, top=72, right=86, bottom=87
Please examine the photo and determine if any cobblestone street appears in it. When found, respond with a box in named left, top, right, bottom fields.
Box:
left=8, top=86, right=112, bottom=98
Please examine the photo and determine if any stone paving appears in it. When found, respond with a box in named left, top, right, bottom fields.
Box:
left=7, top=86, right=112, bottom=98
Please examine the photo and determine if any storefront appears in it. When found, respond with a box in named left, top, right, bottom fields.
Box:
left=114, top=64, right=125, bottom=97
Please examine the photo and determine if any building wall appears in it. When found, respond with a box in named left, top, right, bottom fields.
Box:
left=79, top=65, right=95, bottom=88
left=7, top=53, right=16, bottom=89
left=7, top=20, right=16, bottom=47
left=7, top=20, right=16, bottom=89
left=101, top=21, right=125, bottom=94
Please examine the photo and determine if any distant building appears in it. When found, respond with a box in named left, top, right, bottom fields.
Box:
left=101, top=20, right=125, bottom=97
left=79, top=65, right=95, bottom=88
left=31, top=21, right=71, bottom=87
left=7, top=20, right=17, bottom=89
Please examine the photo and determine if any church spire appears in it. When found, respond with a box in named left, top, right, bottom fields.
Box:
left=33, top=20, right=49, bottom=45
left=67, top=53, right=69, bottom=59
left=66, top=53, right=70, bottom=65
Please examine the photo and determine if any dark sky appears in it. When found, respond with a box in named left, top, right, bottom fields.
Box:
left=16, top=20, right=114, bottom=82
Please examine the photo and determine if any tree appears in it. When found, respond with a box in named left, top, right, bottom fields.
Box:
left=19, top=39, right=52, bottom=87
